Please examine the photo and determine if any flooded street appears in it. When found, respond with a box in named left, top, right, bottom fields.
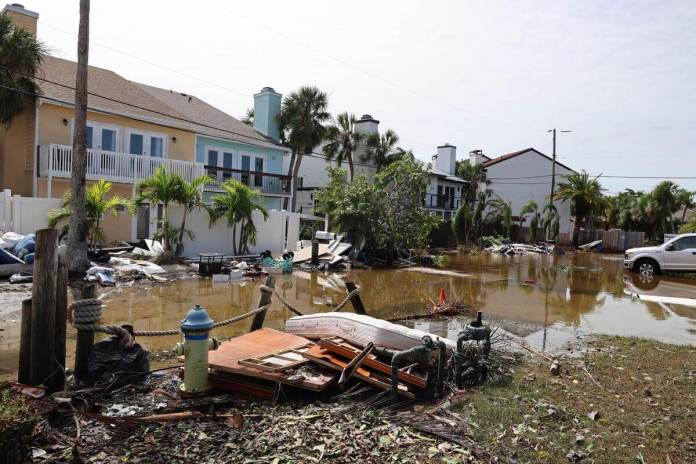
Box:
left=2, top=252, right=695, bottom=375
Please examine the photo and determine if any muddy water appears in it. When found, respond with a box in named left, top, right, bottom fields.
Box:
left=1, top=252, right=695, bottom=374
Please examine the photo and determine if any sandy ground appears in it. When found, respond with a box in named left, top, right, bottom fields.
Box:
left=0, top=282, right=31, bottom=319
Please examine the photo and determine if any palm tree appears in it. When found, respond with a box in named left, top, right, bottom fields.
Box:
left=174, top=174, right=212, bottom=257
left=456, top=160, right=489, bottom=206
left=0, top=13, right=46, bottom=125
left=555, top=171, right=605, bottom=247
left=675, top=188, right=695, bottom=224
left=486, top=195, right=512, bottom=238
left=208, top=179, right=269, bottom=255
left=136, top=166, right=183, bottom=252
left=323, top=112, right=364, bottom=181
left=48, top=179, right=134, bottom=250
left=277, top=86, right=330, bottom=212
left=519, top=200, right=541, bottom=242
left=649, top=181, right=679, bottom=239
left=542, top=203, right=560, bottom=241
left=363, top=129, right=400, bottom=172
left=241, top=108, right=254, bottom=126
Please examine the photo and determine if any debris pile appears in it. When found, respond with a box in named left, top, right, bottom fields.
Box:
left=487, top=243, right=552, bottom=255
left=0, top=231, right=35, bottom=280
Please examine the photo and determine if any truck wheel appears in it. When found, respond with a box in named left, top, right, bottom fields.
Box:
left=634, top=258, right=660, bottom=276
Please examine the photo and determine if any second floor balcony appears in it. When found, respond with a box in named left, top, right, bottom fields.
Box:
left=39, top=143, right=205, bottom=184
left=204, top=165, right=291, bottom=196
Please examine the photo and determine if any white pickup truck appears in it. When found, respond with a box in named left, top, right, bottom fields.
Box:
left=624, top=233, right=696, bottom=275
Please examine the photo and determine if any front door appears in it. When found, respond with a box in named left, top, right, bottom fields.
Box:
left=663, top=236, right=696, bottom=270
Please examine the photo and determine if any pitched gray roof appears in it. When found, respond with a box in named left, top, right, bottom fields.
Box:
left=38, top=56, right=286, bottom=151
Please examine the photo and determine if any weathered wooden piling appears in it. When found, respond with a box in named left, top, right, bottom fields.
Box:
left=29, top=228, right=58, bottom=386
left=250, top=275, right=275, bottom=332
left=18, top=298, right=32, bottom=384
left=345, top=282, right=367, bottom=315
left=49, top=254, right=69, bottom=391
left=74, top=283, right=96, bottom=383
left=311, top=240, right=319, bottom=266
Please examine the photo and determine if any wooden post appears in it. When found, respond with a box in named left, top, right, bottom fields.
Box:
left=249, top=276, right=275, bottom=332
left=18, top=299, right=32, bottom=384
left=48, top=256, right=69, bottom=391
left=345, top=282, right=367, bottom=315
left=311, top=240, right=319, bottom=266
left=74, top=284, right=96, bottom=383
left=29, top=228, right=58, bottom=386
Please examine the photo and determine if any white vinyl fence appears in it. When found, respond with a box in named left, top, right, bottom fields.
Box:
left=0, top=189, right=60, bottom=235
left=167, top=207, right=302, bottom=258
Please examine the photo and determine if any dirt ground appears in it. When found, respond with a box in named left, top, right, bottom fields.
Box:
left=0, top=281, right=31, bottom=319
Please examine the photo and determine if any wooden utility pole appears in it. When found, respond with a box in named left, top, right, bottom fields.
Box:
left=29, top=229, right=58, bottom=386
left=549, top=129, right=557, bottom=207
left=67, top=0, right=91, bottom=274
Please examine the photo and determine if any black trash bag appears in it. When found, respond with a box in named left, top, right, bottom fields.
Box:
left=87, top=337, right=150, bottom=386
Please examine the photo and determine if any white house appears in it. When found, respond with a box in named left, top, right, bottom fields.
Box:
left=425, top=144, right=467, bottom=220
left=293, top=114, right=380, bottom=214
left=478, top=148, right=575, bottom=234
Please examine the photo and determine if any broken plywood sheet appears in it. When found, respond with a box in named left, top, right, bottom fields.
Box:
left=208, top=328, right=335, bottom=391
left=238, top=343, right=313, bottom=372
left=303, top=345, right=415, bottom=399
left=400, top=267, right=474, bottom=278
left=293, top=244, right=330, bottom=263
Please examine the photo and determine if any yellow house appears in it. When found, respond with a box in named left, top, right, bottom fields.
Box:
left=0, top=4, right=291, bottom=244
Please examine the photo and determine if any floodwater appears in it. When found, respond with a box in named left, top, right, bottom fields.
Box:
left=2, top=252, right=696, bottom=375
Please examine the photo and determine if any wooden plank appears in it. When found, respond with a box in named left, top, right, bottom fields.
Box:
left=303, top=345, right=415, bottom=399
left=30, top=229, right=57, bottom=387
left=208, top=328, right=335, bottom=391
left=318, top=337, right=427, bottom=388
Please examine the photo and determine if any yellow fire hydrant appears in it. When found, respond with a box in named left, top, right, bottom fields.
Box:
left=173, top=304, right=219, bottom=396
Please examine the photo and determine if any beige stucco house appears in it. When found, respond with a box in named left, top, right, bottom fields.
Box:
left=0, top=4, right=291, bottom=244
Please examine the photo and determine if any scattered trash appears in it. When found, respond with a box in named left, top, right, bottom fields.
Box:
left=550, top=359, right=561, bottom=375
left=578, top=240, right=602, bottom=251
left=86, top=266, right=115, bottom=286
left=88, top=337, right=151, bottom=386
left=9, top=271, right=32, bottom=284
left=487, top=243, right=553, bottom=255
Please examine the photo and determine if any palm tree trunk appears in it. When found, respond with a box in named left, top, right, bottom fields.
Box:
left=290, top=151, right=304, bottom=212
left=162, top=203, right=170, bottom=251
left=231, top=223, right=238, bottom=256
left=283, top=151, right=297, bottom=210
left=348, top=155, right=354, bottom=182
left=67, top=0, right=91, bottom=274
left=571, top=218, right=580, bottom=248
left=175, top=208, right=188, bottom=257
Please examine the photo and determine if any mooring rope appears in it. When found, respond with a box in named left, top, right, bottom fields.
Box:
left=69, top=284, right=360, bottom=344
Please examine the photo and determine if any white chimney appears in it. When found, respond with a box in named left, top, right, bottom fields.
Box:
left=436, top=144, right=457, bottom=175
left=354, top=114, right=379, bottom=136
left=469, top=149, right=485, bottom=166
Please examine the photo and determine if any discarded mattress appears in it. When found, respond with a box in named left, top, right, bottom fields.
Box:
left=285, top=312, right=456, bottom=351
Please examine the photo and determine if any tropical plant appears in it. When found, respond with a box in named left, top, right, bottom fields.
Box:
left=541, top=203, right=560, bottom=240
left=208, top=179, right=269, bottom=255
left=48, top=179, right=135, bottom=249
left=136, top=166, right=184, bottom=252
left=174, top=174, right=212, bottom=256
left=277, top=86, right=330, bottom=211
left=519, top=200, right=541, bottom=242
left=675, top=188, right=695, bottom=224
left=452, top=191, right=487, bottom=246
left=363, top=129, right=401, bottom=171
left=650, top=181, right=679, bottom=238
left=456, top=160, right=490, bottom=206
left=554, top=171, right=605, bottom=247
left=316, top=159, right=440, bottom=261
left=0, top=13, right=46, bottom=125
left=241, top=108, right=254, bottom=126
left=323, top=112, right=364, bottom=181
left=486, top=195, right=513, bottom=238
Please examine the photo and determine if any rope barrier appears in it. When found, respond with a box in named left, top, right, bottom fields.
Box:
left=69, top=284, right=360, bottom=343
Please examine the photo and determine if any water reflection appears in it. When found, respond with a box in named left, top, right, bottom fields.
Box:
left=1, top=252, right=696, bottom=374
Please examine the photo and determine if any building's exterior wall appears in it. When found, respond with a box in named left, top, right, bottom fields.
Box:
left=36, top=178, right=133, bottom=243
left=38, top=103, right=196, bottom=162
left=0, top=106, right=35, bottom=197
left=195, top=135, right=286, bottom=173
left=425, top=174, right=464, bottom=220
left=485, top=151, right=573, bottom=234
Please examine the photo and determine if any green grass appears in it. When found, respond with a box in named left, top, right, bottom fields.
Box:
left=456, top=337, right=696, bottom=463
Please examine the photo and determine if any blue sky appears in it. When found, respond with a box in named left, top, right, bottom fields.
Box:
left=26, top=0, right=696, bottom=194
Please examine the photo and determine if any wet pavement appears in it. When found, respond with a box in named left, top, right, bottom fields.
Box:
left=1, top=252, right=695, bottom=375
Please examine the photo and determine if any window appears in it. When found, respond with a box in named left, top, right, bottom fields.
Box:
left=207, top=150, right=219, bottom=178
left=150, top=136, right=164, bottom=157
left=222, top=152, right=233, bottom=182
left=241, top=155, right=251, bottom=185
left=85, top=126, right=93, bottom=149
left=254, top=158, right=263, bottom=187
left=672, top=236, right=696, bottom=250
left=129, top=134, right=144, bottom=155
left=126, top=129, right=167, bottom=157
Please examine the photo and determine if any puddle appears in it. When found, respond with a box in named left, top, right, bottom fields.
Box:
left=1, top=252, right=696, bottom=375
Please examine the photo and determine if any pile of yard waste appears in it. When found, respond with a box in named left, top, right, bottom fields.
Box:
left=487, top=242, right=553, bottom=256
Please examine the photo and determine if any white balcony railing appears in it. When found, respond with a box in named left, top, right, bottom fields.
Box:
left=38, top=144, right=205, bottom=184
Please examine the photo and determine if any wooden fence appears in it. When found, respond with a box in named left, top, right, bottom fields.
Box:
left=557, top=229, right=644, bottom=252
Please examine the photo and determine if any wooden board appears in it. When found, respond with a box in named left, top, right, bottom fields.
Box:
left=292, top=244, right=331, bottom=263
left=238, top=344, right=312, bottom=372
left=318, top=337, right=427, bottom=388
left=208, top=328, right=335, bottom=391
left=303, top=345, right=415, bottom=399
